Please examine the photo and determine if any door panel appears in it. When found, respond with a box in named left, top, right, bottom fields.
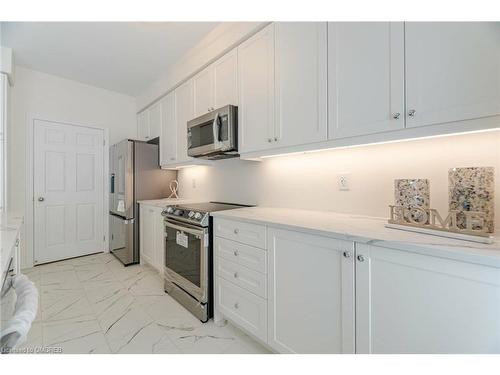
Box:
left=160, top=92, right=177, bottom=165
left=405, top=22, right=500, bottom=128
left=148, top=101, right=162, bottom=139
left=214, top=49, right=238, bottom=108
left=193, top=67, right=214, bottom=117
left=328, top=22, right=405, bottom=138
left=137, top=110, right=149, bottom=141
left=238, top=24, right=275, bottom=153
left=175, top=80, right=195, bottom=163
left=267, top=228, right=355, bottom=353
left=34, top=120, right=104, bottom=264
left=111, top=140, right=133, bottom=218
left=355, top=244, right=500, bottom=353
left=275, top=22, right=328, bottom=147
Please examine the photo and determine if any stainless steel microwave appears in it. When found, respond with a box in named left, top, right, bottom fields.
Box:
left=187, top=105, right=238, bottom=160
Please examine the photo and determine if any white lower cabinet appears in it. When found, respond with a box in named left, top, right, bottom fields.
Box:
left=267, top=227, right=354, bottom=354
left=139, top=204, right=165, bottom=273
left=355, top=243, right=500, bottom=354
left=214, top=217, right=500, bottom=354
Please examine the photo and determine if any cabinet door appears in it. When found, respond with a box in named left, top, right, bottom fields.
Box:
left=355, top=244, right=500, bottom=354
left=405, top=22, right=500, bottom=128
left=193, top=66, right=214, bottom=117
left=267, top=228, right=355, bottom=353
left=137, top=111, right=150, bottom=141
left=328, top=22, right=405, bottom=138
left=175, top=80, right=195, bottom=163
left=140, top=206, right=154, bottom=264
left=275, top=22, right=327, bottom=147
left=148, top=101, right=162, bottom=139
left=213, top=49, right=238, bottom=108
left=238, top=24, right=276, bottom=153
left=153, top=207, right=165, bottom=272
left=159, top=92, right=177, bottom=166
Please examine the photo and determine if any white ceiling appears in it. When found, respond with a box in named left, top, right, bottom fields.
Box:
left=1, top=22, right=219, bottom=96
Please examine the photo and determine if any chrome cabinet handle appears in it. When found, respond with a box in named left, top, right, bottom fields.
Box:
left=38, top=197, right=45, bottom=202
left=357, top=255, right=366, bottom=262
left=274, top=137, right=278, bottom=142
left=343, top=251, right=351, bottom=258
left=233, top=228, right=239, bottom=234
left=233, top=250, right=239, bottom=256
left=234, top=302, right=239, bottom=309
left=392, top=112, right=401, bottom=120
left=267, top=138, right=272, bottom=143
left=233, top=272, right=238, bottom=278
left=408, top=109, right=416, bottom=117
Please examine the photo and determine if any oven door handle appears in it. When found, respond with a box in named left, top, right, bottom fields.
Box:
left=165, top=219, right=205, bottom=236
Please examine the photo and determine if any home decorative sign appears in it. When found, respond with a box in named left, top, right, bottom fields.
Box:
left=386, top=205, right=494, bottom=244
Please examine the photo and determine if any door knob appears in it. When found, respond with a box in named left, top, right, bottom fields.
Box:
left=38, top=197, right=45, bottom=202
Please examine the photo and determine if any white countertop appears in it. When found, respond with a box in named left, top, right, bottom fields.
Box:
left=211, top=207, right=500, bottom=268
left=137, top=198, right=202, bottom=208
left=1, top=213, right=24, bottom=276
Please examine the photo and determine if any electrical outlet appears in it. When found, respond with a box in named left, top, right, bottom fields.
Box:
left=337, top=174, right=350, bottom=191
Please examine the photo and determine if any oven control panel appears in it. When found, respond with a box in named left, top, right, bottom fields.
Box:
left=161, top=206, right=209, bottom=227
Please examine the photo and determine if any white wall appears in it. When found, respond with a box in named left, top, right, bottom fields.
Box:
left=8, top=66, right=137, bottom=216
left=178, top=130, right=500, bottom=232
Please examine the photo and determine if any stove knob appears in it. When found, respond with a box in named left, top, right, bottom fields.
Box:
left=174, top=209, right=184, bottom=216
left=194, top=212, right=203, bottom=220
left=166, top=207, right=174, bottom=214
left=188, top=211, right=195, bottom=218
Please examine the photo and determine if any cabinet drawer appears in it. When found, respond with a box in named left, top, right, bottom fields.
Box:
left=215, top=237, right=267, bottom=274
left=217, top=277, right=267, bottom=342
left=216, top=257, right=267, bottom=298
left=214, top=218, right=266, bottom=249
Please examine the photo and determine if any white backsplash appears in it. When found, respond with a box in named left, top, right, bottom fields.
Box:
left=177, top=130, right=500, bottom=232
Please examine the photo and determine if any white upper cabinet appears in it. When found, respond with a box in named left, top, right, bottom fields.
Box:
left=174, top=79, right=195, bottom=163
left=275, top=22, right=328, bottom=147
left=213, top=48, right=238, bottom=108
left=193, top=67, right=214, bottom=117
left=159, top=92, right=177, bottom=165
left=238, top=24, right=276, bottom=154
left=137, top=110, right=150, bottom=141
left=148, top=101, right=162, bottom=139
left=193, top=48, right=238, bottom=118
left=267, top=228, right=355, bottom=354
left=328, top=22, right=405, bottom=139
left=405, top=22, right=500, bottom=128
left=355, top=244, right=500, bottom=354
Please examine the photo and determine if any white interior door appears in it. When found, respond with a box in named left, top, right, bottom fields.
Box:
left=34, top=119, right=104, bottom=264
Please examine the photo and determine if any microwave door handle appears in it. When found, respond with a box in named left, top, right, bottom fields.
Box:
left=212, top=113, right=220, bottom=146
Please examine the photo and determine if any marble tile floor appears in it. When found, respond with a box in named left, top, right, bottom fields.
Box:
left=0, top=253, right=270, bottom=354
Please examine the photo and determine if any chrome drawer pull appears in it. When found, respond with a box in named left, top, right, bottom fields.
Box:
left=233, top=272, right=238, bottom=278
left=233, top=228, right=239, bottom=235
left=233, top=250, right=239, bottom=256
left=234, top=302, right=239, bottom=309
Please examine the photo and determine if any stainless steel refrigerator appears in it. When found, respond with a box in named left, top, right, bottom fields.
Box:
left=109, top=139, right=176, bottom=265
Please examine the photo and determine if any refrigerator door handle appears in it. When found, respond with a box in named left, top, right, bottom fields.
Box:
left=110, top=173, right=115, bottom=193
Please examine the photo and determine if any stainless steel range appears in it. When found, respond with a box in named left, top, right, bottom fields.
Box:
left=161, top=202, right=246, bottom=322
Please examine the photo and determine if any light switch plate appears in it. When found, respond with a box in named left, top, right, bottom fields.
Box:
left=337, top=173, right=351, bottom=191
